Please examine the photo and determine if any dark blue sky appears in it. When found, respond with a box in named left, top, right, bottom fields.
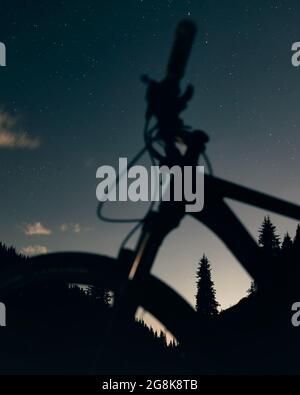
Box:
left=1, top=0, right=300, bottom=312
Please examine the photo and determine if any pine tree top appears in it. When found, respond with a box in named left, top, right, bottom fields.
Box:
left=258, top=215, right=280, bottom=252
left=294, top=224, right=300, bottom=249
left=195, top=254, right=219, bottom=317
left=281, top=232, right=293, bottom=251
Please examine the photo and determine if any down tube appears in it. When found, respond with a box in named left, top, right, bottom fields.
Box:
left=191, top=198, right=264, bottom=283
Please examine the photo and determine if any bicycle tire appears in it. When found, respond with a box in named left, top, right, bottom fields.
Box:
left=0, top=252, right=199, bottom=345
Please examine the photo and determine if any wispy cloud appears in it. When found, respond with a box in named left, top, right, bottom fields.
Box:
left=0, top=110, right=40, bottom=150
left=60, top=223, right=92, bottom=234
left=22, top=222, right=52, bottom=236
left=60, top=223, right=68, bottom=232
left=73, top=223, right=82, bottom=233
left=20, top=245, right=48, bottom=256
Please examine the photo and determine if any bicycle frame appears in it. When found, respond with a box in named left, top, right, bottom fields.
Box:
left=120, top=170, right=300, bottom=321
left=112, top=18, right=300, bottom=327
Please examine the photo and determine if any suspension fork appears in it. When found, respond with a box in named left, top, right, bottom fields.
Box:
left=134, top=205, right=185, bottom=276
left=116, top=201, right=186, bottom=319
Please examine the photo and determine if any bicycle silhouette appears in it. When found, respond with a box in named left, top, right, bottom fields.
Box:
left=1, top=20, right=300, bottom=361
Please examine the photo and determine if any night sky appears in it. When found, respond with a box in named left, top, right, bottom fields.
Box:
left=1, top=0, right=300, bottom=323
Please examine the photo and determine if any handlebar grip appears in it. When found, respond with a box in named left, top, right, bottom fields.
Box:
left=166, top=19, right=197, bottom=83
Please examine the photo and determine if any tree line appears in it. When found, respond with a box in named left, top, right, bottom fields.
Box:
left=195, top=216, right=300, bottom=317
left=0, top=214, right=299, bottom=353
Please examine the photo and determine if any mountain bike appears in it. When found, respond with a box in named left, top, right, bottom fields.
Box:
left=1, top=20, right=300, bottom=372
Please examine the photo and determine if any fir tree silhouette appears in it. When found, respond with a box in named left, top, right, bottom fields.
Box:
left=293, top=224, right=300, bottom=253
left=281, top=232, right=293, bottom=256
left=258, top=216, right=280, bottom=254
left=87, top=285, right=112, bottom=306
left=247, top=280, right=257, bottom=295
left=195, top=254, right=219, bottom=317
left=0, top=242, right=27, bottom=269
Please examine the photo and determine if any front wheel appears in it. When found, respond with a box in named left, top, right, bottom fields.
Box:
left=0, top=252, right=200, bottom=373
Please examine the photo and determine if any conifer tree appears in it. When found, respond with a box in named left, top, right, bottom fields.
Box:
left=88, top=285, right=111, bottom=306
left=281, top=232, right=293, bottom=255
left=247, top=280, right=257, bottom=295
left=293, top=224, right=300, bottom=253
left=195, top=254, right=219, bottom=317
left=258, top=216, right=280, bottom=254
left=157, top=330, right=167, bottom=348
